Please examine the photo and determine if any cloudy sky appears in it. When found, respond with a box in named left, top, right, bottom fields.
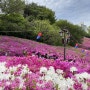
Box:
left=26, top=0, right=90, bottom=26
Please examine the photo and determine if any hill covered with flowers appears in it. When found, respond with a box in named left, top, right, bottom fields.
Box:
left=80, top=37, right=90, bottom=49
left=0, top=35, right=90, bottom=90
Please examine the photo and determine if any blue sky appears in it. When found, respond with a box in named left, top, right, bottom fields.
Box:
left=27, top=0, right=90, bottom=26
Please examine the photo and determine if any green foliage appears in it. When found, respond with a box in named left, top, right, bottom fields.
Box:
left=0, top=0, right=25, bottom=14
left=55, top=20, right=86, bottom=46
left=29, top=20, right=62, bottom=45
left=87, top=26, right=90, bottom=32
left=0, top=13, right=30, bottom=38
left=0, top=1, right=87, bottom=47
left=2, top=13, right=25, bottom=23
left=0, top=13, right=29, bottom=30
left=24, top=3, right=56, bottom=24
left=86, top=26, right=90, bottom=38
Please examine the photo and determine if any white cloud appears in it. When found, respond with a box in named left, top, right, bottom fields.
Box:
left=26, top=0, right=90, bottom=26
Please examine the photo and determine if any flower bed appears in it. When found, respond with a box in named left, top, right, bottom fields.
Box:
left=0, top=36, right=90, bottom=89
left=0, top=56, right=90, bottom=90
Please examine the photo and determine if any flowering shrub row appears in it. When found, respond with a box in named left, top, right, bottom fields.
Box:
left=0, top=36, right=90, bottom=89
left=0, top=56, right=90, bottom=90
left=80, top=37, right=90, bottom=49
left=0, top=36, right=90, bottom=60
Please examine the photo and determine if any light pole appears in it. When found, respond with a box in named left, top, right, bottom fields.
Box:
left=59, top=29, right=70, bottom=60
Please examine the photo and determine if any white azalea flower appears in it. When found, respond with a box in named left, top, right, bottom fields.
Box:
left=22, top=64, right=28, bottom=69
left=45, top=75, right=52, bottom=81
left=54, top=76, right=62, bottom=84
left=39, top=66, right=77, bottom=90
left=0, top=73, right=4, bottom=80
left=18, top=77, right=25, bottom=89
left=0, top=62, right=6, bottom=66
left=21, top=68, right=29, bottom=75
left=66, top=77, right=74, bottom=89
left=47, top=70, right=54, bottom=76
left=0, top=62, right=7, bottom=73
left=81, top=72, right=90, bottom=79
left=58, top=74, right=64, bottom=80
left=9, top=66, right=17, bottom=72
left=58, top=79, right=68, bottom=90
left=75, top=72, right=90, bottom=82
left=49, top=66, right=55, bottom=72
left=40, top=67, right=47, bottom=74
left=75, top=72, right=89, bottom=90
left=56, top=69, right=63, bottom=74
left=50, top=73, right=58, bottom=82
left=11, top=74, right=15, bottom=80
left=47, top=66, right=55, bottom=75
left=4, top=73, right=11, bottom=80
left=82, top=82, right=88, bottom=90
left=70, top=66, right=78, bottom=72
left=0, top=73, right=11, bottom=80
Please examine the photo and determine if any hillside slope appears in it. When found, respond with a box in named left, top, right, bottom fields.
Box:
left=80, top=37, right=90, bottom=49
left=0, top=35, right=90, bottom=60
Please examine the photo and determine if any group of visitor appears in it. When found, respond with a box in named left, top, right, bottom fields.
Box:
left=23, top=50, right=58, bottom=60
left=31, top=51, right=58, bottom=60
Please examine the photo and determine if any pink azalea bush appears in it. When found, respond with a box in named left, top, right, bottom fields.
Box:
left=80, top=37, right=90, bottom=49
left=0, top=36, right=90, bottom=89
left=0, top=56, right=90, bottom=90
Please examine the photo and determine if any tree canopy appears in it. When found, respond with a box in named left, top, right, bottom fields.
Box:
left=0, top=0, right=25, bottom=14
left=54, top=20, right=86, bottom=46
left=0, top=1, right=88, bottom=46
left=24, top=3, right=56, bottom=24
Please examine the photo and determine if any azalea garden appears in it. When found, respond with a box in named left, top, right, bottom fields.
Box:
left=1, top=0, right=90, bottom=90
left=0, top=36, right=90, bottom=90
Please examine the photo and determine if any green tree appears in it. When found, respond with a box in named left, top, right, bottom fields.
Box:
left=87, top=26, right=90, bottom=34
left=0, top=0, right=25, bottom=14
left=28, top=20, right=62, bottom=45
left=0, top=13, right=30, bottom=38
left=55, top=20, right=86, bottom=46
left=24, top=3, right=56, bottom=24
left=86, top=26, right=90, bottom=38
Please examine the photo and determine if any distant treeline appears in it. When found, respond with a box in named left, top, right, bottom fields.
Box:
left=0, top=0, right=89, bottom=46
